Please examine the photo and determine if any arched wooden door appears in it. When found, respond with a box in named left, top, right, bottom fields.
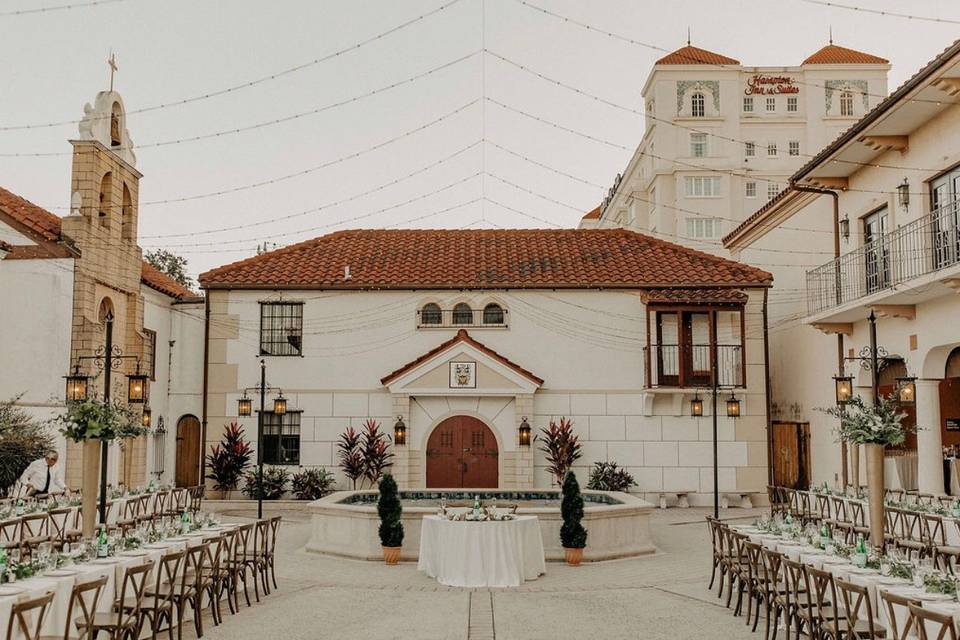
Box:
left=426, top=416, right=498, bottom=488
left=175, top=415, right=201, bottom=488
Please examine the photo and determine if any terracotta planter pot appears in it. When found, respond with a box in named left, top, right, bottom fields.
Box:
left=865, top=442, right=886, bottom=551
left=382, top=546, right=401, bottom=565
left=564, top=547, right=584, bottom=566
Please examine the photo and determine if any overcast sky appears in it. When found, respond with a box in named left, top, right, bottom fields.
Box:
left=1, top=0, right=958, bottom=276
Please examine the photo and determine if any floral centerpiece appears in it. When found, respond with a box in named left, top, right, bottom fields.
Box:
left=56, top=398, right=148, bottom=442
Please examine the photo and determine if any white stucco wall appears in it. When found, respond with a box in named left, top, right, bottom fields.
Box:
left=211, top=287, right=769, bottom=503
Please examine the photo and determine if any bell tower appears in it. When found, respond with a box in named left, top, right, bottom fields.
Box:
left=61, top=58, right=150, bottom=489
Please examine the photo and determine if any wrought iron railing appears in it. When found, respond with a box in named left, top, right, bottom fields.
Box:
left=643, top=344, right=744, bottom=388
left=806, top=203, right=960, bottom=315
left=416, top=307, right=508, bottom=328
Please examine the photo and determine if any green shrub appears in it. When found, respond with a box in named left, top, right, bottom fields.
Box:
left=291, top=467, right=336, bottom=500
left=560, top=471, right=587, bottom=549
left=0, top=396, right=54, bottom=495
left=377, top=473, right=403, bottom=548
left=586, top=461, right=637, bottom=493
left=242, top=466, right=289, bottom=500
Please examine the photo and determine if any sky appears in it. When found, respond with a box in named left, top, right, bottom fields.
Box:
left=1, top=0, right=959, bottom=277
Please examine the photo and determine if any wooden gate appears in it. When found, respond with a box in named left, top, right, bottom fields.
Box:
left=771, top=421, right=810, bottom=490
left=425, top=416, right=498, bottom=488
left=175, top=415, right=201, bottom=488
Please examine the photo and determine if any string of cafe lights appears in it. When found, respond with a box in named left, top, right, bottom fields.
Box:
left=795, top=0, right=960, bottom=25
left=0, top=0, right=130, bottom=17
left=0, top=0, right=467, bottom=130
left=0, top=52, right=481, bottom=158
left=509, top=0, right=957, bottom=106
left=485, top=48, right=953, bottom=181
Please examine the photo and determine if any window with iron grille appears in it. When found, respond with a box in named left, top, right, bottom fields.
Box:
left=260, top=302, right=303, bottom=356
left=144, top=328, right=157, bottom=381
left=420, top=303, right=442, bottom=325
left=261, top=411, right=301, bottom=465
left=483, top=303, right=505, bottom=325
left=452, top=303, right=473, bottom=325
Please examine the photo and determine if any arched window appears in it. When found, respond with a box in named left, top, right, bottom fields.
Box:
left=121, top=183, right=134, bottom=240
left=945, top=347, right=960, bottom=378
left=452, top=303, right=473, bottom=325
left=420, top=303, right=442, bottom=325
left=840, top=91, right=854, bottom=117
left=483, top=303, right=504, bottom=325
left=98, top=172, right=113, bottom=225
left=691, top=92, right=706, bottom=117
left=110, top=102, right=122, bottom=147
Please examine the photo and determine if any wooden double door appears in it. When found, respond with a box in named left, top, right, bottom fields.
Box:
left=426, top=416, right=499, bottom=488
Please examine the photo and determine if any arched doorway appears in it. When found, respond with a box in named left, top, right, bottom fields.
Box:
left=175, top=415, right=201, bottom=487
left=426, top=416, right=498, bottom=488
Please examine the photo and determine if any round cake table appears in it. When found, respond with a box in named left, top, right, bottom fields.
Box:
left=417, top=515, right=546, bottom=588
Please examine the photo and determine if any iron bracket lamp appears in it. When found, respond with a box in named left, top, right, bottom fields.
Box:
left=393, top=416, right=407, bottom=446
left=237, top=392, right=253, bottom=417
left=690, top=393, right=704, bottom=417
left=141, top=406, right=152, bottom=428
left=64, top=364, right=90, bottom=403
left=726, top=393, right=741, bottom=418
left=518, top=416, right=532, bottom=447
left=895, top=376, right=916, bottom=406
left=834, top=375, right=854, bottom=406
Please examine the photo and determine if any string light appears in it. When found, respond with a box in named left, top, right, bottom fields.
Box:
left=0, top=0, right=129, bottom=17
left=797, top=0, right=960, bottom=25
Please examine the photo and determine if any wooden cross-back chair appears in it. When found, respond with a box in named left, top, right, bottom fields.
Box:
left=5, top=592, right=54, bottom=640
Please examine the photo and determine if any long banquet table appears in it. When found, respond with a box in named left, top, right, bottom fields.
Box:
left=418, top=515, right=546, bottom=588
left=0, top=523, right=234, bottom=640
left=736, top=523, right=960, bottom=637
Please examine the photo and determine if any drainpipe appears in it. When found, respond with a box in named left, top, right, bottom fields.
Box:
left=762, top=287, right=773, bottom=487
left=200, top=294, right=210, bottom=485
left=791, top=183, right=847, bottom=488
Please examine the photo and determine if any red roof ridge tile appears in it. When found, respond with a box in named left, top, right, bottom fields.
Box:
left=802, top=43, right=888, bottom=65
left=380, top=329, right=544, bottom=386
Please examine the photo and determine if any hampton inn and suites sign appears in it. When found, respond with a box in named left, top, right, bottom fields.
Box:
left=745, top=74, right=799, bottom=95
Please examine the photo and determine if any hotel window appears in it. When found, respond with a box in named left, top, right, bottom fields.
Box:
left=767, top=182, right=780, bottom=200
left=787, top=96, right=798, bottom=112
left=745, top=141, right=755, bottom=157
left=767, top=142, right=778, bottom=157
left=690, top=133, right=707, bottom=157
left=840, top=91, right=854, bottom=117
left=648, top=309, right=745, bottom=388
left=691, top=92, right=705, bottom=117
left=259, top=302, right=303, bottom=356
left=262, top=411, right=301, bottom=465
left=743, top=97, right=754, bottom=113
left=686, top=217, right=720, bottom=239
left=745, top=181, right=757, bottom=198
left=684, top=176, right=720, bottom=198
left=765, top=97, right=776, bottom=112
left=789, top=141, right=800, bottom=156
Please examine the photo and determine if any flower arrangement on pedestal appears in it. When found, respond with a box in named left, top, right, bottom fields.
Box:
left=56, top=397, right=147, bottom=442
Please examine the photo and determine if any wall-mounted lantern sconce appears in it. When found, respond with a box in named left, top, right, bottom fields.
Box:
left=897, top=179, right=910, bottom=209
left=690, top=393, right=704, bottom=417
left=394, top=416, right=407, bottom=446
left=518, top=416, right=532, bottom=447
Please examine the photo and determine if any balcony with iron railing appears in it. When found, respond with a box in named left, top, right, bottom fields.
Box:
left=643, top=344, right=744, bottom=388
left=806, top=202, right=960, bottom=316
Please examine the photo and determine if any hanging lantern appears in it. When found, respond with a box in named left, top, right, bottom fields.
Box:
left=839, top=214, right=850, bottom=240
left=273, top=393, right=287, bottom=415
left=834, top=375, right=854, bottom=407
left=64, top=365, right=89, bottom=403
left=238, top=392, right=253, bottom=417
left=141, top=406, right=152, bottom=428
left=726, top=393, right=741, bottom=418
left=690, top=393, right=704, bottom=417
left=897, top=178, right=910, bottom=208
left=393, top=416, right=407, bottom=446
left=518, top=416, right=532, bottom=447
left=126, top=366, right=148, bottom=404
left=896, top=376, right=916, bottom=406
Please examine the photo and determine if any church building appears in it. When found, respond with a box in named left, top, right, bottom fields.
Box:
left=199, top=229, right=773, bottom=504
left=0, top=90, right=205, bottom=490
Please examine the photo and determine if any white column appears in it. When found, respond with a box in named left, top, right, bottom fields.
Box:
left=916, top=379, right=944, bottom=495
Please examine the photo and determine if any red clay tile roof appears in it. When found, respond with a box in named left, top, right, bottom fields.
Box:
left=639, top=288, right=749, bottom=305
left=381, top=329, right=543, bottom=386
left=656, top=45, right=739, bottom=66
left=581, top=205, right=601, bottom=220
left=0, top=185, right=63, bottom=242
left=141, top=261, right=196, bottom=299
left=199, top=229, right=772, bottom=290
left=803, top=44, right=888, bottom=65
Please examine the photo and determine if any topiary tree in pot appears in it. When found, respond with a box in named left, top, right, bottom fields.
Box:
left=560, top=470, right=588, bottom=566
left=377, top=473, right=403, bottom=564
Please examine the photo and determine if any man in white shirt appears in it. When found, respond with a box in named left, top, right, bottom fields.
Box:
left=17, top=451, right=66, bottom=498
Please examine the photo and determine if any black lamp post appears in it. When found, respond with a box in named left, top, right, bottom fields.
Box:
left=64, top=311, right=144, bottom=526
left=236, top=359, right=285, bottom=520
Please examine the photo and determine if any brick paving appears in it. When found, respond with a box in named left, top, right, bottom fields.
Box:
left=195, top=505, right=760, bottom=640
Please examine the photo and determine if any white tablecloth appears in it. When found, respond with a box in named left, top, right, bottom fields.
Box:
left=418, top=515, right=545, bottom=588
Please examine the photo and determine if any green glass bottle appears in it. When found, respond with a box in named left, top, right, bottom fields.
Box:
left=473, top=495, right=481, bottom=518
left=96, top=526, right=108, bottom=558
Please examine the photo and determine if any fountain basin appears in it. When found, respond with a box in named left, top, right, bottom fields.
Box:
left=306, top=488, right=656, bottom=562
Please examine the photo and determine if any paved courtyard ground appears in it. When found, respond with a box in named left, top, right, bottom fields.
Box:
left=199, top=504, right=760, bottom=640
